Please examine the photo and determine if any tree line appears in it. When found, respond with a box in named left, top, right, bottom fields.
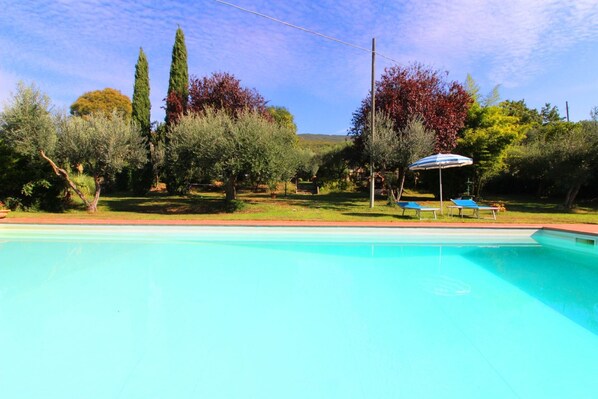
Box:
left=347, top=68, right=598, bottom=209
left=1, top=27, right=597, bottom=212
left=0, top=27, right=311, bottom=212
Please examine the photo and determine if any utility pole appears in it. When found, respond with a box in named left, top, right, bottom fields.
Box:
left=566, top=101, right=570, bottom=122
left=369, top=38, right=376, bottom=208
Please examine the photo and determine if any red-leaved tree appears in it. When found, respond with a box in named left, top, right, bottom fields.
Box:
left=351, top=63, right=471, bottom=153
left=188, top=72, right=269, bottom=119
left=165, top=91, right=185, bottom=126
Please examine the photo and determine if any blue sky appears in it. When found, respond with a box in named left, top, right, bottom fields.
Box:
left=1, top=0, right=597, bottom=134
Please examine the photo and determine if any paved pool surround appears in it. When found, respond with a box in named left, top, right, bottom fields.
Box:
left=1, top=216, right=597, bottom=236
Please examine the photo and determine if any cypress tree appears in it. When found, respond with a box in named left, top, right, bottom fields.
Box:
left=132, top=47, right=151, bottom=137
left=130, top=47, right=153, bottom=194
left=165, top=27, right=189, bottom=125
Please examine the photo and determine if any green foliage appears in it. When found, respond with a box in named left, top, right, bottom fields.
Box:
left=166, top=27, right=189, bottom=124
left=70, top=88, right=132, bottom=119
left=465, top=73, right=500, bottom=107
left=458, top=106, right=524, bottom=195
left=398, top=117, right=436, bottom=166
left=163, top=27, right=190, bottom=192
left=1, top=82, right=57, bottom=157
left=501, top=99, right=542, bottom=126
left=13, top=175, right=64, bottom=211
left=540, top=103, right=564, bottom=125
left=264, top=128, right=301, bottom=191
left=35, top=111, right=148, bottom=211
left=164, top=111, right=224, bottom=194
left=131, top=47, right=154, bottom=194
left=508, top=121, right=598, bottom=208
left=295, top=147, right=319, bottom=179
left=315, top=145, right=355, bottom=190
left=0, top=139, right=27, bottom=198
left=132, top=47, right=151, bottom=137
left=71, top=173, right=96, bottom=197
left=366, top=113, right=434, bottom=170
left=0, top=82, right=65, bottom=210
left=267, top=106, right=297, bottom=133
left=58, top=111, right=147, bottom=181
left=457, top=80, right=526, bottom=196
left=224, top=199, right=246, bottom=213
left=297, top=134, right=348, bottom=156
left=363, top=111, right=398, bottom=169
left=484, top=85, right=501, bottom=107
left=352, top=64, right=470, bottom=200
left=166, top=110, right=299, bottom=201
left=168, top=27, right=189, bottom=98
left=363, top=112, right=434, bottom=200
left=21, top=179, right=51, bottom=196
left=295, top=137, right=350, bottom=183
left=465, top=74, right=480, bottom=103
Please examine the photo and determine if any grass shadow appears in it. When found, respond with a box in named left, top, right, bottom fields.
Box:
left=492, top=195, right=579, bottom=214
left=342, top=212, right=395, bottom=219
left=101, top=194, right=237, bottom=215
left=282, top=192, right=371, bottom=212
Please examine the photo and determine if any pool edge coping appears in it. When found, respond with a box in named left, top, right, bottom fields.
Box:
left=1, top=218, right=597, bottom=237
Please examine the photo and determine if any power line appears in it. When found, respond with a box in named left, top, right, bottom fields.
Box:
left=213, top=0, right=399, bottom=64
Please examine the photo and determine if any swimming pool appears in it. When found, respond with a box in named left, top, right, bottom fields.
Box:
left=1, top=225, right=597, bottom=398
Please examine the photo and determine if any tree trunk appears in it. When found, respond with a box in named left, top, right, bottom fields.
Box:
left=396, top=167, right=406, bottom=201
left=384, top=169, right=399, bottom=204
left=39, top=150, right=94, bottom=211
left=386, top=184, right=395, bottom=204
left=88, top=176, right=102, bottom=212
left=474, top=176, right=483, bottom=199
left=225, top=175, right=237, bottom=202
left=564, top=183, right=581, bottom=210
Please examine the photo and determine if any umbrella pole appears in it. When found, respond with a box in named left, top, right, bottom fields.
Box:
left=439, top=167, right=443, bottom=214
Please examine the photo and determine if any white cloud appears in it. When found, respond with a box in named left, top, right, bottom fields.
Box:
left=0, top=0, right=597, bottom=129
left=381, top=0, right=598, bottom=85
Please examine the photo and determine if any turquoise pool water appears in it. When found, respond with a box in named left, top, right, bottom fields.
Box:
left=1, top=225, right=597, bottom=398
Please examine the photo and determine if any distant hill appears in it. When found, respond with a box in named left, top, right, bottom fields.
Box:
left=298, top=134, right=351, bottom=153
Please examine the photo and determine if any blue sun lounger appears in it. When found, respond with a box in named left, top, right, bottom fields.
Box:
left=449, top=199, right=500, bottom=220
left=397, top=201, right=440, bottom=219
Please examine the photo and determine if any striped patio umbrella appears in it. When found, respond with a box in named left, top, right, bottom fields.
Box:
left=408, top=153, right=473, bottom=214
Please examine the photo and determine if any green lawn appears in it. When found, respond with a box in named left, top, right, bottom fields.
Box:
left=5, top=189, right=598, bottom=224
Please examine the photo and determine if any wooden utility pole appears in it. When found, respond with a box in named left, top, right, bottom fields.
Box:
left=369, top=38, right=376, bottom=208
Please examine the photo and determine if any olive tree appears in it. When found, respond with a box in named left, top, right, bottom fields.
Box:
left=165, top=111, right=225, bottom=194
left=363, top=112, right=434, bottom=202
left=167, top=110, right=298, bottom=201
left=1, top=83, right=146, bottom=212
left=509, top=120, right=598, bottom=209
left=53, top=112, right=147, bottom=211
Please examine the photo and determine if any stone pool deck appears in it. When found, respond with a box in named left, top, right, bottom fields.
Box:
left=1, top=217, right=597, bottom=236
